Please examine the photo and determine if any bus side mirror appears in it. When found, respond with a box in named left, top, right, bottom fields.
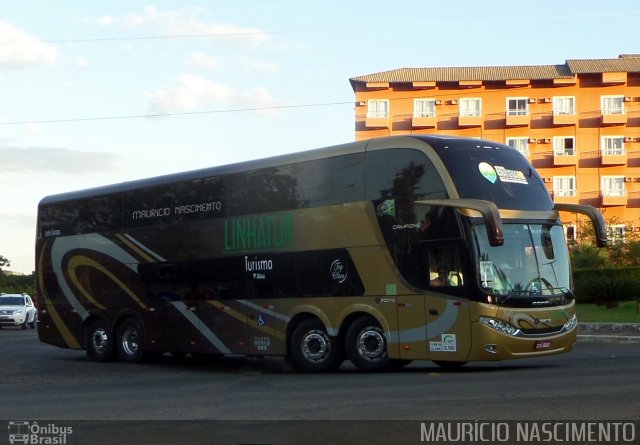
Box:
left=554, top=203, right=607, bottom=247
left=416, top=199, right=504, bottom=247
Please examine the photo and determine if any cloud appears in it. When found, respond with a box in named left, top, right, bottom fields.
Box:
left=144, top=74, right=235, bottom=113
left=75, top=57, right=90, bottom=68
left=242, top=87, right=287, bottom=117
left=144, top=74, right=287, bottom=116
left=82, top=6, right=268, bottom=47
left=0, top=145, right=121, bottom=175
left=0, top=21, right=59, bottom=69
left=187, top=52, right=219, bottom=71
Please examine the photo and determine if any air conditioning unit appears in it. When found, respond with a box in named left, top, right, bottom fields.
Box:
left=624, top=96, right=633, bottom=102
left=528, top=98, right=537, bottom=104
left=356, top=101, right=366, bottom=106
left=540, top=138, right=551, bottom=144
left=434, top=99, right=442, bottom=105
left=543, top=177, right=552, bottom=183
left=624, top=137, right=633, bottom=142
left=625, top=177, right=634, bottom=182
left=448, top=99, right=458, bottom=105
left=540, top=98, right=552, bottom=103
left=528, top=138, right=537, bottom=143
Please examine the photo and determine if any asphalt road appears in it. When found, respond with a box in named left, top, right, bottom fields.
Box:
left=1, top=328, right=638, bottom=444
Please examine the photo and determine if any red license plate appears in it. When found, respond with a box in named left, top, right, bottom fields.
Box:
left=535, top=340, right=551, bottom=350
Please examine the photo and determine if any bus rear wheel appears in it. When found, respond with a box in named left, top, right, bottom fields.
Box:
left=86, top=319, right=116, bottom=362
left=346, top=316, right=390, bottom=372
left=290, top=318, right=343, bottom=373
left=117, top=318, right=148, bottom=363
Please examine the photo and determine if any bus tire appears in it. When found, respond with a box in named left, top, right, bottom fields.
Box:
left=346, top=315, right=390, bottom=371
left=290, top=318, right=343, bottom=373
left=86, top=319, right=116, bottom=362
left=117, top=318, right=148, bottom=364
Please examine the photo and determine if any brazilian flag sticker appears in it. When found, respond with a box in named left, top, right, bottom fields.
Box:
left=377, top=199, right=396, bottom=216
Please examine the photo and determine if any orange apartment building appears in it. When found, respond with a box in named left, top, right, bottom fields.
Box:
left=349, top=54, right=640, bottom=242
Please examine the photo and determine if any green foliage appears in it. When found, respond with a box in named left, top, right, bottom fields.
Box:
left=575, top=275, right=640, bottom=306
left=607, top=240, right=640, bottom=267
left=0, top=255, right=9, bottom=268
left=0, top=254, right=35, bottom=295
left=569, top=243, right=610, bottom=269
left=0, top=270, right=35, bottom=296
left=576, top=301, right=640, bottom=323
left=573, top=266, right=640, bottom=305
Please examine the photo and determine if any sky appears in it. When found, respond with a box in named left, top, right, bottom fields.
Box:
left=1, top=0, right=640, bottom=274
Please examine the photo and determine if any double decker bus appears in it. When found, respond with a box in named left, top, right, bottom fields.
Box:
left=35, top=135, right=606, bottom=372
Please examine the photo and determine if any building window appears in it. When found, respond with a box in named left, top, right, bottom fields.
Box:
left=413, top=99, right=436, bottom=117
left=553, top=176, right=576, bottom=197
left=564, top=224, right=576, bottom=243
left=367, top=100, right=389, bottom=118
left=506, top=97, right=528, bottom=116
left=601, top=95, right=625, bottom=115
left=553, top=136, right=575, bottom=156
left=460, top=98, right=481, bottom=117
left=553, top=96, right=576, bottom=115
left=601, top=176, right=625, bottom=197
left=607, top=224, right=626, bottom=244
left=506, top=137, right=529, bottom=156
left=601, top=136, right=625, bottom=155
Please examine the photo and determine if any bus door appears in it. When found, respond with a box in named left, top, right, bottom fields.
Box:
left=143, top=263, right=194, bottom=353
left=396, top=292, right=427, bottom=361
left=142, top=261, right=237, bottom=355
left=181, top=282, right=244, bottom=356
left=424, top=245, right=472, bottom=362
left=191, top=259, right=248, bottom=356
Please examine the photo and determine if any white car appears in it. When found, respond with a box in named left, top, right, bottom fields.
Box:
left=0, top=293, right=37, bottom=329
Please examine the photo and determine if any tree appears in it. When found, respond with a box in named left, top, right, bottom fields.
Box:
left=0, top=255, right=9, bottom=269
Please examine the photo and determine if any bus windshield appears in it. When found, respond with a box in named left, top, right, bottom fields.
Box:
left=474, top=223, right=572, bottom=305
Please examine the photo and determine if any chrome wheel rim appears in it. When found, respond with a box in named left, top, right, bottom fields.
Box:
left=357, top=328, right=386, bottom=362
left=301, top=329, right=330, bottom=363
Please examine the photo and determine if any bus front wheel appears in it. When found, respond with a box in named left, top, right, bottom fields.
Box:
left=117, top=318, right=148, bottom=363
left=86, top=319, right=116, bottom=362
left=290, top=318, right=343, bottom=373
left=346, top=316, right=390, bottom=372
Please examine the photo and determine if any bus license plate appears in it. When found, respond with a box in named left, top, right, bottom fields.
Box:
left=535, top=340, right=551, bottom=350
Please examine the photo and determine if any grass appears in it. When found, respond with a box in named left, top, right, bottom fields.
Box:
left=575, top=300, right=640, bottom=323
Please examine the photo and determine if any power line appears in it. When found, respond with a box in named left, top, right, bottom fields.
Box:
left=0, top=28, right=333, bottom=45
left=0, top=101, right=353, bottom=125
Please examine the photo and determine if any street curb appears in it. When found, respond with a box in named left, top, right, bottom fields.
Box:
left=577, top=322, right=640, bottom=344
left=577, top=334, right=640, bottom=344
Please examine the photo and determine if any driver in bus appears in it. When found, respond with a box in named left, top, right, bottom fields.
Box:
left=430, top=266, right=451, bottom=287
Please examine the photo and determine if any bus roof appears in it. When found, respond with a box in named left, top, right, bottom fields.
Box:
left=37, top=134, right=499, bottom=206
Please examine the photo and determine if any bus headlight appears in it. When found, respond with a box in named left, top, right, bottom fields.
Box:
left=563, top=314, right=577, bottom=331
left=479, top=317, right=520, bottom=336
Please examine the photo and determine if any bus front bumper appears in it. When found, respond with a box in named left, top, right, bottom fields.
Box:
left=467, top=321, right=577, bottom=361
